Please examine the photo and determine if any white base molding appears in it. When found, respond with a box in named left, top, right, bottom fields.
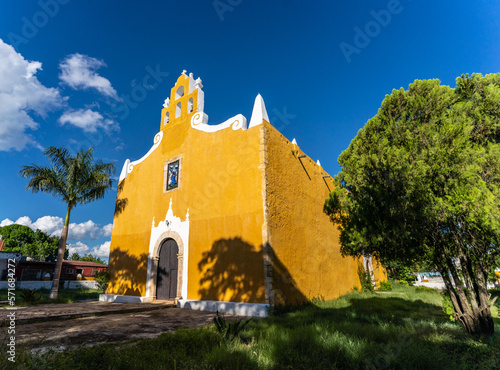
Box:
left=99, top=294, right=150, bottom=303
left=177, top=299, right=269, bottom=317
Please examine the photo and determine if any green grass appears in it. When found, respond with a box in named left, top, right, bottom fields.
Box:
left=3, top=284, right=500, bottom=369
left=0, top=288, right=101, bottom=306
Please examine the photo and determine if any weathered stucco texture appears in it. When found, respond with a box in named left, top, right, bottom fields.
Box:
left=264, top=122, right=363, bottom=304
left=107, top=72, right=385, bottom=306
left=108, top=74, right=266, bottom=302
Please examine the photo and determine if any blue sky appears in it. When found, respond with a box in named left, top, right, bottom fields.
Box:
left=0, top=0, right=499, bottom=261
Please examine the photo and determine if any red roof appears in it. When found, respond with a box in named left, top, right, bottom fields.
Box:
left=62, top=260, right=107, bottom=267
left=18, top=260, right=107, bottom=268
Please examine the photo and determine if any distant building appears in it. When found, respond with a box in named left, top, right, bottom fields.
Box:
left=104, top=71, right=386, bottom=316
left=14, top=260, right=107, bottom=281
left=0, top=251, right=22, bottom=281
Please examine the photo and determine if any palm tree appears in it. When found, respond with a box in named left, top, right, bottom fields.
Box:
left=20, top=147, right=115, bottom=299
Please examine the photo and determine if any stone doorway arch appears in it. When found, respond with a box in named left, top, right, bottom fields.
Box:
left=149, top=231, right=185, bottom=301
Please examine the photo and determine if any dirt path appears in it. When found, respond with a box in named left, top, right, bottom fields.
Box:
left=11, top=307, right=225, bottom=352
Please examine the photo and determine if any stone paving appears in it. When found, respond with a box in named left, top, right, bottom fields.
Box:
left=0, top=301, right=237, bottom=352
left=1, top=300, right=173, bottom=325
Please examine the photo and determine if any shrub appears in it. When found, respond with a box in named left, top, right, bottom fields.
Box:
left=415, top=286, right=438, bottom=293
left=21, top=289, right=42, bottom=305
left=213, top=311, right=252, bottom=343
left=442, top=291, right=456, bottom=321
left=310, top=295, right=325, bottom=304
left=357, top=263, right=374, bottom=292
left=378, top=281, right=393, bottom=291
left=94, top=271, right=110, bottom=292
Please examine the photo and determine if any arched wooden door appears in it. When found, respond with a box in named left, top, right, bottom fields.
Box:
left=156, top=238, right=179, bottom=300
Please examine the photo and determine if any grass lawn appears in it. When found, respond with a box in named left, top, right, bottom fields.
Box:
left=0, top=288, right=101, bottom=306
left=5, top=283, right=500, bottom=369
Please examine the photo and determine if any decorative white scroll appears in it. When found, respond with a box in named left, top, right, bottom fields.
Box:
left=119, top=131, right=163, bottom=181
left=191, top=112, right=248, bottom=133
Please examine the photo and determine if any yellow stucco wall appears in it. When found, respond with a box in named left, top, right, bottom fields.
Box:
left=108, top=74, right=266, bottom=302
left=263, top=122, right=363, bottom=304
left=372, top=259, right=387, bottom=287
left=108, top=72, right=382, bottom=305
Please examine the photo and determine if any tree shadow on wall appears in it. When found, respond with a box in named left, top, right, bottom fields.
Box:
left=198, top=237, right=265, bottom=303
left=264, top=243, right=307, bottom=306
left=107, top=247, right=148, bottom=297
left=114, top=180, right=128, bottom=217
left=198, top=238, right=306, bottom=305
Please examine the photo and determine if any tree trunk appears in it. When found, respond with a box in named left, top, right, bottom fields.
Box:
left=473, top=265, right=495, bottom=335
left=49, top=206, right=71, bottom=300
left=441, top=262, right=495, bottom=336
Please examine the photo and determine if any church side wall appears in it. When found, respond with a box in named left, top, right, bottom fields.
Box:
left=264, top=122, right=363, bottom=305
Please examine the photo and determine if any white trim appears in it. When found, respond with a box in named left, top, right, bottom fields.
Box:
left=146, top=199, right=190, bottom=300
left=248, top=94, right=269, bottom=129
left=177, top=299, right=269, bottom=317
left=119, top=131, right=164, bottom=181
left=191, top=112, right=248, bottom=133
left=99, top=294, right=149, bottom=303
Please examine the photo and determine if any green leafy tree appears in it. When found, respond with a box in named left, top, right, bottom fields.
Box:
left=70, top=252, right=81, bottom=261
left=70, top=252, right=106, bottom=265
left=20, top=147, right=115, bottom=299
left=80, top=253, right=106, bottom=264
left=325, top=74, right=500, bottom=336
left=0, top=224, right=63, bottom=259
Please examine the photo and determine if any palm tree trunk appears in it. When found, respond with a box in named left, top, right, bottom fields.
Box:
left=49, top=206, right=71, bottom=300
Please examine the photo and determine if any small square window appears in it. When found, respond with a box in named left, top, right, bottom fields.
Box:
left=166, top=160, right=180, bottom=191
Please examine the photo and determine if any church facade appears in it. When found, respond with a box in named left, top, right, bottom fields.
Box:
left=102, top=71, right=386, bottom=316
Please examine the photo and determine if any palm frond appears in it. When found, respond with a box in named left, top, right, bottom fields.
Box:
left=19, top=164, right=69, bottom=202
left=19, top=146, right=115, bottom=208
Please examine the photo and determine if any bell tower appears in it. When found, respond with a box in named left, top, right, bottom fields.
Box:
left=160, top=70, right=206, bottom=130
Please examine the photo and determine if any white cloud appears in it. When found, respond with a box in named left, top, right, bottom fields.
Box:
left=0, top=216, right=108, bottom=241
left=0, top=219, right=14, bottom=227
left=67, top=241, right=110, bottom=259
left=67, top=241, right=90, bottom=256
left=0, top=39, right=63, bottom=151
left=100, top=224, right=113, bottom=237
left=90, top=241, right=111, bottom=258
left=68, top=220, right=101, bottom=240
left=14, top=216, right=35, bottom=228
left=59, top=108, right=118, bottom=133
left=32, top=216, right=63, bottom=236
left=59, top=53, right=118, bottom=99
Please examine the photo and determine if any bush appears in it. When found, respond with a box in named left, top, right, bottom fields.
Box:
left=378, top=281, right=393, bottom=291
left=94, top=271, right=110, bottom=292
left=213, top=311, right=252, bottom=343
left=415, top=286, right=438, bottom=293
left=357, top=263, right=374, bottom=292
left=442, top=292, right=456, bottom=321
left=21, top=289, right=42, bottom=305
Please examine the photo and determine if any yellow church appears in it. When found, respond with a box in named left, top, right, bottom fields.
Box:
left=101, top=71, right=386, bottom=316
